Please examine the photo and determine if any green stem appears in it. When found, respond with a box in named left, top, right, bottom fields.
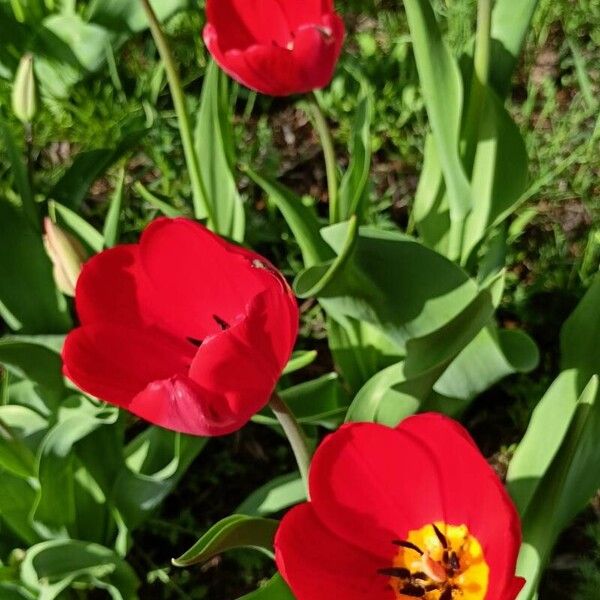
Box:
left=309, top=92, right=338, bottom=223
left=462, top=0, right=493, bottom=175
left=269, top=393, right=312, bottom=494
left=139, top=0, right=213, bottom=226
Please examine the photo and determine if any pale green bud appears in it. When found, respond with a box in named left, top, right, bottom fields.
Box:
left=43, top=218, right=87, bottom=296
left=12, top=53, right=38, bottom=124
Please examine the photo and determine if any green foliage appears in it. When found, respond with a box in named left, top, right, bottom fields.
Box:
left=172, top=516, right=278, bottom=567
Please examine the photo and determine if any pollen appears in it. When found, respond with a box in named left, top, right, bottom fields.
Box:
left=381, top=522, right=489, bottom=599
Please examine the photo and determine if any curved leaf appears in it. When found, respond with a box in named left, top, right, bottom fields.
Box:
left=195, top=61, right=245, bottom=241
left=172, top=515, right=278, bottom=567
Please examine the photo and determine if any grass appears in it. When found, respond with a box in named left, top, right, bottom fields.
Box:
left=0, top=0, right=598, bottom=597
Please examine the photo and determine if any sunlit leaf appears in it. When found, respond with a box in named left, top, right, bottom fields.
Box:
left=172, top=515, right=278, bottom=567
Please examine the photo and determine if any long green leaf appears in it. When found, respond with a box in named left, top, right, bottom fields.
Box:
left=238, top=574, right=294, bottom=600
left=243, top=167, right=331, bottom=268
left=195, top=61, right=245, bottom=241
left=0, top=200, right=71, bottom=333
left=403, top=0, right=471, bottom=258
left=172, top=515, right=278, bottom=567
left=490, top=0, right=540, bottom=96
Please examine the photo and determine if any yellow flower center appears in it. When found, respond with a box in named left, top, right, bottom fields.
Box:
left=380, top=522, right=489, bottom=599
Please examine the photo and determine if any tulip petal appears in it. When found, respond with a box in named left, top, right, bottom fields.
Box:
left=188, top=285, right=297, bottom=422
left=398, top=414, right=523, bottom=600
left=75, top=245, right=150, bottom=326
left=309, top=422, right=447, bottom=560
left=275, top=0, right=334, bottom=30
left=62, top=323, right=195, bottom=406
left=275, top=503, right=386, bottom=600
left=206, top=0, right=291, bottom=50
left=139, top=218, right=273, bottom=340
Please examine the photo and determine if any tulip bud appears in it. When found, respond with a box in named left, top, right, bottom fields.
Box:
left=12, top=53, right=38, bottom=124
left=43, top=218, right=87, bottom=296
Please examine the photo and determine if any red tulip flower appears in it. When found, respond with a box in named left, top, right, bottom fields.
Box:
left=62, top=218, right=298, bottom=436
left=275, top=414, right=524, bottom=600
left=203, top=0, right=345, bottom=96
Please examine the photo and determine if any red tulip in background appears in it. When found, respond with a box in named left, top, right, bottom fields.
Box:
left=275, top=413, right=524, bottom=600
left=203, top=0, right=345, bottom=96
left=62, top=218, right=298, bottom=436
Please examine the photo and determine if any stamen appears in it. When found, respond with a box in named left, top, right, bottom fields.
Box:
left=432, top=524, right=448, bottom=549
left=440, top=588, right=453, bottom=600
left=392, top=540, right=423, bottom=555
left=448, top=552, right=460, bottom=572
left=399, top=583, right=425, bottom=597
left=377, top=567, right=410, bottom=579
left=213, top=314, right=230, bottom=330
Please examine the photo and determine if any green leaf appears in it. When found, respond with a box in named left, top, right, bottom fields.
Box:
left=87, top=0, right=188, bottom=34
left=243, top=167, right=332, bottom=268
left=336, top=71, right=374, bottom=222
left=510, top=374, right=600, bottom=598
left=111, top=428, right=206, bottom=529
left=462, top=89, right=528, bottom=262
left=48, top=124, right=147, bottom=210
left=33, top=397, right=119, bottom=533
left=0, top=403, right=47, bottom=481
left=326, top=312, right=403, bottom=393
left=172, top=515, right=278, bottom=567
left=256, top=373, right=349, bottom=429
left=346, top=285, right=495, bottom=424
left=0, top=337, right=66, bottom=399
left=0, top=200, right=71, bottom=333
left=560, top=273, right=600, bottom=386
left=0, top=117, right=37, bottom=230
left=412, top=133, right=450, bottom=254
left=103, top=167, right=125, bottom=248
left=34, top=15, right=112, bottom=98
left=133, top=182, right=185, bottom=218
left=282, top=351, right=317, bottom=375
left=296, top=222, right=478, bottom=350
left=0, top=472, right=39, bottom=545
left=0, top=584, right=34, bottom=600
left=195, top=61, right=245, bottom=241
left=490, top=0, right=540, bottom=96
left=433, top=326, right=539, bottom=405
left=20, top=539, right=139, bottom=600
left=236, top=473, right=305, bottom=517
left=238, top=574, right=294, bottom=600
left=403, top=0, right=471, bottom=258
left=50, top=201, right=104, bottom=253
left=293, top=216, right=358, bottom=297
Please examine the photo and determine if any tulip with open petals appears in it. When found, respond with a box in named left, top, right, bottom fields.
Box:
left=62, top=218, right=298, bottom=436
left=275, top=413, right=524, bottom=600
left=203, top=0, right=345, bottom=96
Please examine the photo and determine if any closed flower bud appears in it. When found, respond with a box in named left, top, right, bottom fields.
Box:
left=12, top=53, right=38, bottom=124
left=43, top=218, right=87, bottom=297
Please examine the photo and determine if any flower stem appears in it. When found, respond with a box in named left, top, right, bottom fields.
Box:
left=269, top=393, right=312, bottom=494
left=462, top=0, right=493, bottom=175
left=308, top=92, right=338, bottom=224
left=139, top=0, right=213, bottom=226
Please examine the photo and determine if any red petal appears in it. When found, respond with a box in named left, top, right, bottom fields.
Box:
left=138, top=218, right=274, bottom=341
left=75, top=245, right=149, bottom=326
left=127, top=375, right=251, bottom=436
left=276, top=0, right=333, bottom=30
left=237, top=44, right=302, bottom=96
left=275, top=503, right=389, bottom=600
left=206, top=0, right=291, bottom=50
left=188, top=285, right=297, bottom=418
left=398, top=413, right=522, bottom=600
left=291, top=14, right=345, bottom=90
left=308, top=422, right=446, bottom=560
left=62, top=323, right=194, bottom=407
